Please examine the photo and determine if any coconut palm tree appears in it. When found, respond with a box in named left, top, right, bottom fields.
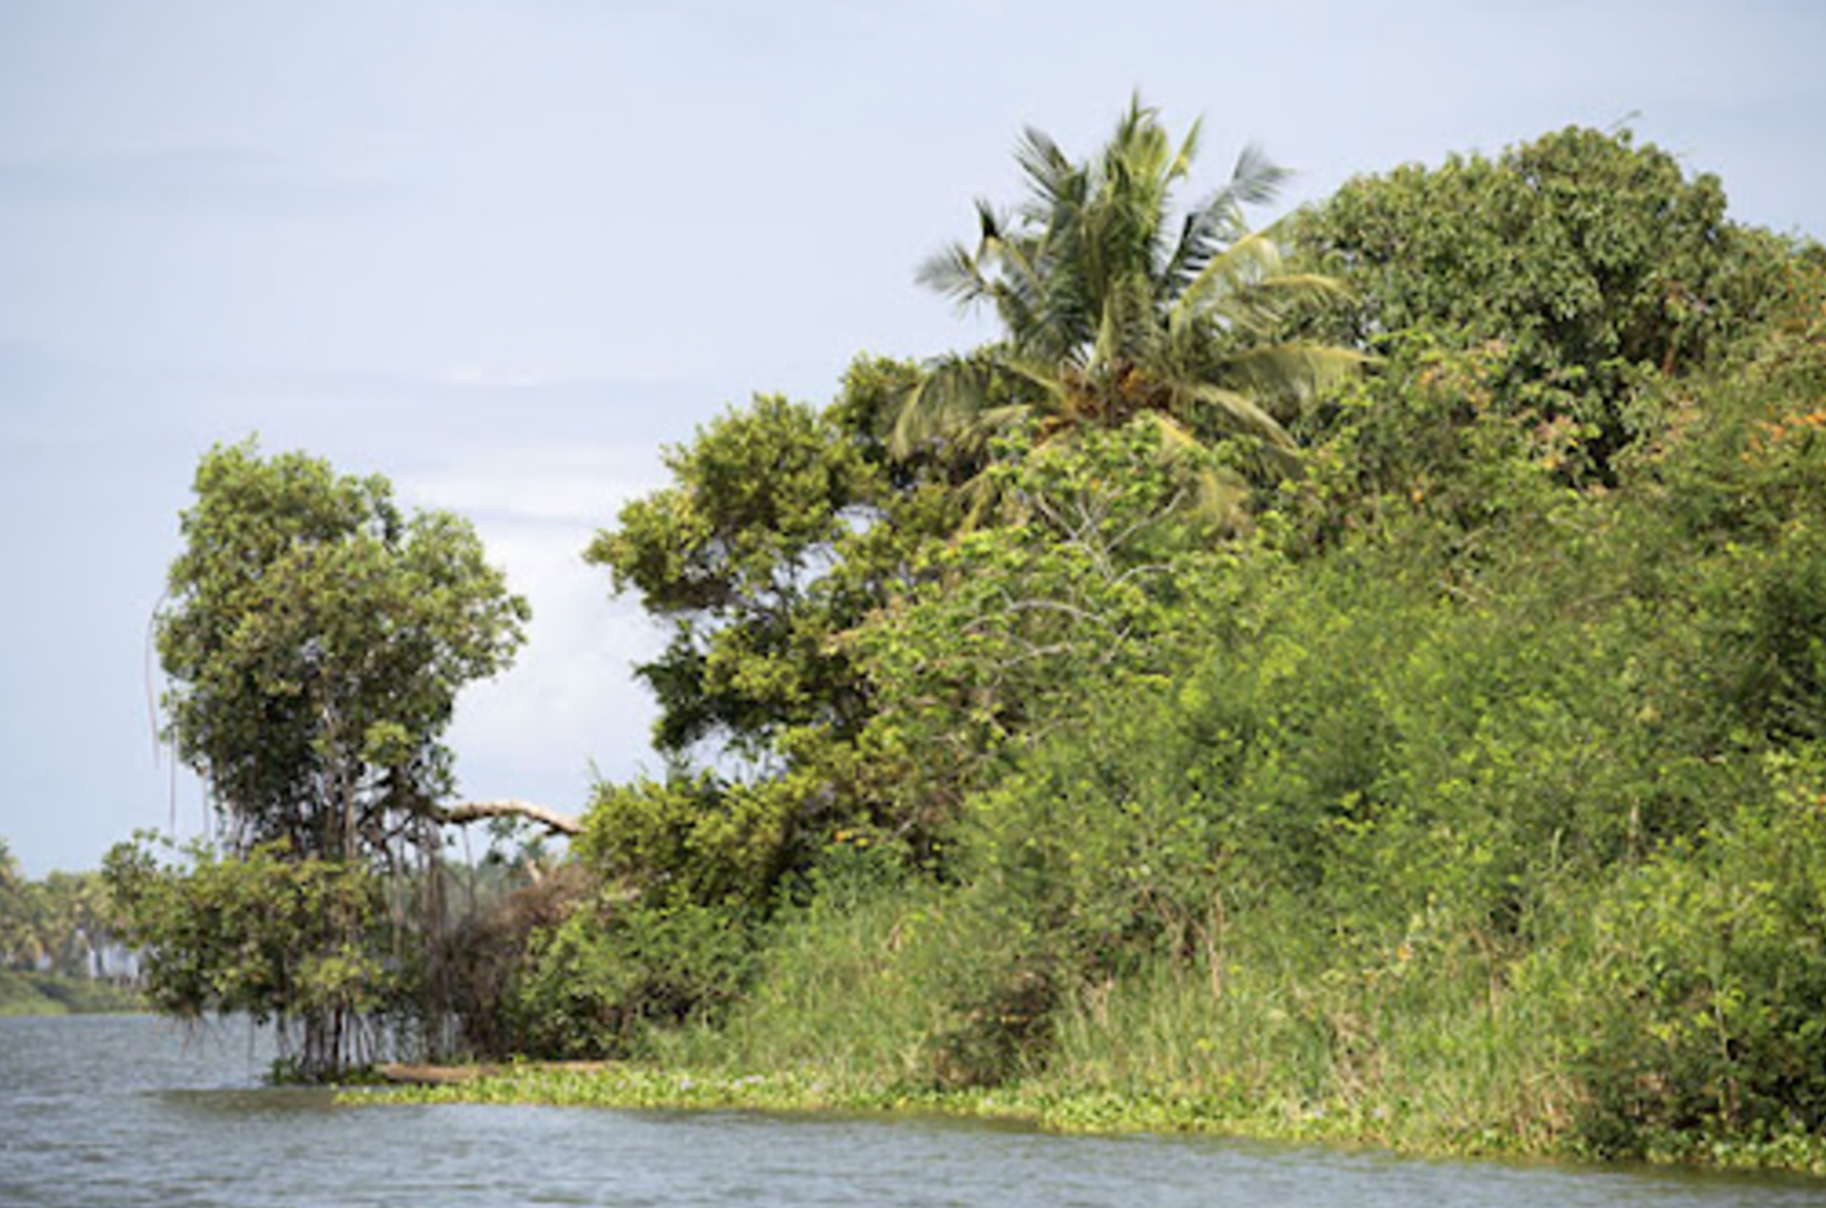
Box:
left=896, top=99, right=1361, bottom=516
left=0, top=839, right=31, bottom=970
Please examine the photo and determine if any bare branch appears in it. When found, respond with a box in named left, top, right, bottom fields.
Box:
left=429, top=800, right=582, bottom=837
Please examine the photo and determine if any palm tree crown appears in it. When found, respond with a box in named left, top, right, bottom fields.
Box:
left=897, top=99, right=1360, bottom=498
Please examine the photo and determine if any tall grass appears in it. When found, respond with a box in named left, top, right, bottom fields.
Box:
left=1028, top=909, right=1582, bottom=1153
left=642, top=880, right=952, bottom=1093
left=632, top=868, right=1590, bottom=1154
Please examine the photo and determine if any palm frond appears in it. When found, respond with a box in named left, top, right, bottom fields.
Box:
left=1182, top=382, right=1300, bottom=458
left=1227, top=143, right=1292, bottom=208
left=1163, top=144, right=1290, bottom=296
left=915, top=241, right=989, bottom=308
left=1221, top=343, right=1373, bottom=407
left=890, top=356, right=991, bottom=458
left=1143, top=408, right=1207, bottom=457
left=987, top=235, right=1051, bottom=347
left=995, top=350, right=1070, bottom=401
left=1170, top=116, right=1203, bottom=186
left=1089, top=271, right=1155, bottom=376
left=1245, top=270, right=1355, bottom=300
left=1138, top=411, right=1254, bottom=530
left=1219, top=270, right=1356, bottom=340
left=890, top=347, right=1062, bottom=462
left=1167, top=229, right=1294, bottom=332
left=1015, top=126, right=1078, bottom=224
left=906, top=100, right=1365, bottom=492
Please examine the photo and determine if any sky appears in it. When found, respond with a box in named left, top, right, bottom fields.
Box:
left=3, top=1, right=1823, bottom=877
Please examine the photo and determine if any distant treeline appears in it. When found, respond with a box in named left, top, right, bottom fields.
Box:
left=0, top=838, right=139, bottom=1015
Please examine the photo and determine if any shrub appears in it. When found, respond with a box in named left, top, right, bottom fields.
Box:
left=502, top=897, right=753, bottom=1060
left=1574, top=752, right=1826, bottom=1154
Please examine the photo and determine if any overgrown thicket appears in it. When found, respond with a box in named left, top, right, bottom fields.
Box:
left=477, top=115, right=1826, bottom=1165
left=110, top=104, right=1826, bottom=1165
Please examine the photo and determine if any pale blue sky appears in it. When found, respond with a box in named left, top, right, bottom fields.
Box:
left=3, top=1, right=1823, bottom=875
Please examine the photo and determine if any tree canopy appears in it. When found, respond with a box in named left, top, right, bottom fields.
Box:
left=527, top=118, right=1826, bottom=1163
left=0, top=841, right=135, bottom=1015
left=1292, top=124, right=1794, bottom=483
left=900, top=98, right=1361, bottom=515
left=156, top=439, right=530, bottom=862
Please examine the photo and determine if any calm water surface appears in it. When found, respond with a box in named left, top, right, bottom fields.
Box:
left=2, top=1014, right=1822, bottom=1207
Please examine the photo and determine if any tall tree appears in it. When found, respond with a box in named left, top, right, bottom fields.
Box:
left=0, top=839, right=36, bottom=972
left=587, top=361, right=968, bottom=768
left=111, top=439, right=531, bottom=1078
left=525, top=366, right=966, bottom=1047
left=156, top=439, right=530, bottom=862
left=898, top=98, right=1360, bottom=512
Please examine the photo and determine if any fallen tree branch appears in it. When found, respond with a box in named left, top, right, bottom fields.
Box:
left=429, top=800, right=582, bottom=836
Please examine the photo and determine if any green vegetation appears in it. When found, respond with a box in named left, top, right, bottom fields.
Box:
left=138, top=105, right=1826, bottom=1172
left=900, top=98, right=1359, bottom=511
left=0, top=969, right=141, bottom=1016
left=0, top=839, right=141, bottom=1015
left=105, top=441, right=532, bottom=1079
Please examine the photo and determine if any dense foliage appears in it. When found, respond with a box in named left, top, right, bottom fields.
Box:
left=109, top=441, right=530, bottom=1078
left=118, top=107, right=1826, bottom=1169
left=489, top=115, right=1826, bottom=1167
left=105, top=836, right=396, bottom=1067
left=155, top=440, right=529, bottom=860
left=1290, top=125, right=1792, bottom=484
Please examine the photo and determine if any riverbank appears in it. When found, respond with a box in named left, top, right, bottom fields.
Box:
left=28, top=1014, right=1810, bottom=1208
left=348, top=1061, right=1826, bottom=1176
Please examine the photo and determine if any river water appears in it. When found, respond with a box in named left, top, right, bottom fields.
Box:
left=2, top=1014, right=1822, bottom=1207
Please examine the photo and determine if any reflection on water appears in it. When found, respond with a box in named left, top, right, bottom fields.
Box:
left=1, top=1014, right=1821, bottom=1208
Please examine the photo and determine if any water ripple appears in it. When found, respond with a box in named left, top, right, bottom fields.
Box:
left=3, top=1016, right=1822, bottom=1208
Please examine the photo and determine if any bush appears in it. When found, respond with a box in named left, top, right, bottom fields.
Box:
left=502, top=898, right=753, bottom=1060
left=103, top=835, right=396, bottom=1079
left=1574, top=753, right=1826, bottom=1154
